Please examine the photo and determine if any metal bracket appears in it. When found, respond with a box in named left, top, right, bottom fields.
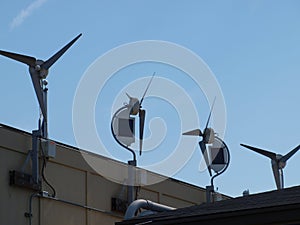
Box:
left=9, top=170, right=41, bottom=191
left=9, top=129, right=42, bottom=191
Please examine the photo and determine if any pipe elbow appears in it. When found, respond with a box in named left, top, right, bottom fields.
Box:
left=124, top=199, right=175, bottom=220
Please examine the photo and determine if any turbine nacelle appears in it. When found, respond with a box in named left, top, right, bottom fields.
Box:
left=126, top=93, right=140, bottom=115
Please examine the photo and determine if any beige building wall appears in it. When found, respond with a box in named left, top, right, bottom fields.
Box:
left=0, top=124, right=212, bottom=225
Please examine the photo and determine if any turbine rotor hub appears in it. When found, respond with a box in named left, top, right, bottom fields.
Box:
left=35, top=64, right=41, bottom=71
left=276, top=154, right=283, bottom=160
left=35, top=59, right=48, bottom=79
left=279, top=160, right=286, bottom=169
left=203, top=127, right=215, bottom=144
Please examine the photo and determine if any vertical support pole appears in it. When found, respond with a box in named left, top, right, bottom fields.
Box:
left=279, top=168, right=284, bottom=189
left=31, top=130, right=40, bottom=184
left=42, top=85, right=48, bottom=139
left=127, top=160, right=137, bottom=205
left=206, top=185, right=214, bottom=203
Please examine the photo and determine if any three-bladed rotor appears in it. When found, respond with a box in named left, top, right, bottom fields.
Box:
left=126, top=72, right=155, bottom=156
left=182, top=97, right=217, bottom=176
left=0, top=33, right=82, bottom=122
left=241, top=143, right=300, bottom=189
left=182, top=97, right=216, bottom=144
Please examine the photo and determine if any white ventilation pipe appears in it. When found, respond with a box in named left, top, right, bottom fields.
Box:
left=124, top=199, right=176, bottom=220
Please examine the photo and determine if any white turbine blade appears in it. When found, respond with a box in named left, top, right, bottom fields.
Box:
left=199, top=141, right=212, bottom=176
left=182, top=129, right=202, bottom=136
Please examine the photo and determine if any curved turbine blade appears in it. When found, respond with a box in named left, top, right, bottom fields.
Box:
left=199, top=141, right=212, bottom=176
left=140, top=72, right=155, bottom=106
left=271, top=161, right=281, bottom=189
left=205, top=97, right=216, bottom=130
left=281, top=144, right=300, bottom=163
left=30, top=72, right=47, bottom=120
left=0, top=50, right=36, bottom=67
left=42, top=33, right=82, bottom=70
left=139, top=109, right=146, bottom=156
left=240, top=144, right=276, bottom=160
left=182, top=129, right=202, bottom=136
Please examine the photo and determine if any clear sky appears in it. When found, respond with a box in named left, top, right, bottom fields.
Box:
left=1, top=0, right=300, bottom=197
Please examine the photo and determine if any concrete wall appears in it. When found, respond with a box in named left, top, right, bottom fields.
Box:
left=0, top=124, right=208, bottom=225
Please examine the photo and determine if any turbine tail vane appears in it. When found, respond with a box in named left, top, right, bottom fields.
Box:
left=0, top=50, right=36, bottom=67
left=42, top=33, right=82, bottom=70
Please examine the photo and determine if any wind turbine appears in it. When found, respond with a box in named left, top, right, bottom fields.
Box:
left=0, top=34, right=82, bottom=187
left=182, top=98, right=230, bottom=203
left=241, top=143, right=300, bottom=189
left=182, top=97, right=216, bottom=176
left=125, top=72, right=155, bottom=156
left=0, top=33, right=82, bottom=138
left=110, top=73, right=155, bottom=204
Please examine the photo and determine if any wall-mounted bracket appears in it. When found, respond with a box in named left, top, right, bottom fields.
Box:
left=9, top=170, right=41, bottom=191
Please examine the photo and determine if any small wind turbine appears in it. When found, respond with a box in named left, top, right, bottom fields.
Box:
left=0, top=33, right=82, bottom=137
left=0, top=34, right=82, bottom=187
left=110, top=73, right=155, bottom=204
left=125, top=72, right=155, bottom=156
left=182, top=97, right=230, bottom=203
left=183, top=97, right=216, bottom=176
left=241, top=143, right=300, bottom=190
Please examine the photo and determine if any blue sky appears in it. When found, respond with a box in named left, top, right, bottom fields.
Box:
left=1, top=1, right=300, bottom=197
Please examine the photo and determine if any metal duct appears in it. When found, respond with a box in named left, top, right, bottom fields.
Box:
left=124, top=199, right=175, bottom=220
